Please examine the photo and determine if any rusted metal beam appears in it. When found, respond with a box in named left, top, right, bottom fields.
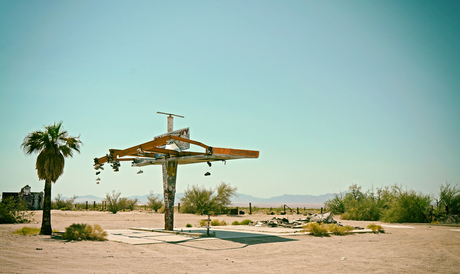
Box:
left=169, top=135, right=210, bottom=150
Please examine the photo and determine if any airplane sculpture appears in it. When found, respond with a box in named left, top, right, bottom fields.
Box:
left=94, top=112, right=259, bottom=230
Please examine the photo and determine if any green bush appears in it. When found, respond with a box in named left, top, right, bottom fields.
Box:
left=186, top=223, right=192, bottom=227
left=52, top=194, right=77, bottom=210
left=438, top=182, right=460, bottom=216
left=327, top=184, right=433, bottom=223
left=0, top=197, right=34, bottom=224
left=210, top=219, right=227, bottom=226
left=62, top=223, right=107, bottom=241
left=180, top=182, right=237, bottom=215
left=240, top=219, right=252, bottom=225
left=147, top=191, right=163, bottom=212
left=381, top=187, right=431, bottom=223
left=231, top=220, right=240, bottom=225
left=105, top=191, right=121, bottom=214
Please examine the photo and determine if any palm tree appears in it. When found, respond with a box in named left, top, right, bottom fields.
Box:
left=21, top=121, right=82, bottom=235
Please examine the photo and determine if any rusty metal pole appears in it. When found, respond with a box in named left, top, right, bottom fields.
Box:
left=162, top=159, right=178, bottom=231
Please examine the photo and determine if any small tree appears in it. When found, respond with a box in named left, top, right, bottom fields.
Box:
left=52, top=194, right=77, bottom=210
left=180, top=182, right=237, bottom=215
left=438, top=182, right=460, bottom=215
left=105, top=191, right=121, bottom=214
left=147, top=191, right=163, bottom=212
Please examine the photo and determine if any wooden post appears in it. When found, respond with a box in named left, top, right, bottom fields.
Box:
left=162, top=159, right=178, bottom=231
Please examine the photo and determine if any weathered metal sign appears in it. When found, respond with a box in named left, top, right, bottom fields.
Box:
left=153, top=127, right=190, bottom=151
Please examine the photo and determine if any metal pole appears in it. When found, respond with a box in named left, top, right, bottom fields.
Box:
left=167, top=116, right=173, bottom=133
left=162, top=159, right=178, bottom=231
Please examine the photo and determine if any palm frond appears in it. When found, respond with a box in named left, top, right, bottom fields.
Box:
left=22, top=121, right=82, bottom=182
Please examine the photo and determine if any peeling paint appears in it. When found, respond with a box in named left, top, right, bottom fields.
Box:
left=162, top=160, right=178, bottom=231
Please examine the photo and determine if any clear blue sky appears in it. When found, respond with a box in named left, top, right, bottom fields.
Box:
left=1, top=0, right=459, bottom=199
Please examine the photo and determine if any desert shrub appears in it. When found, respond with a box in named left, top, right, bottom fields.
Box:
left=327, top=224, right=353, bottom=236
left=231, top=220, right=240, bottom=225
left=0, top=197, right=34, bottom=224
left=186, top=223, right=192, bottom=227
left=147, top=191, right=163, bottom=212
left=52, top=194, right=77, bottom=210
left=180, top=182, right=237, bottom=215
left=437, top=182, right=460, bottom=219
left=105, top=191, right=121, bottom=214
left=199, top=219, right=208, bottom=227
left=240, top=219, right=252, bottom=225
left=327, top=184, right=432, bottom=223
left=325, top=193, right=346, bottom=214
left=210, top=219, right=226, bottom=226
left=302, top=222, right=330, bottom=237
left=367, top=223, right=384, bottom=233
left=62, top=223, right=107, bottom=241
left=13, top=227, right=41, bottom=236
left=118, top=197, right=138, bottom=211
left=381, top=187, right=431, bottom=223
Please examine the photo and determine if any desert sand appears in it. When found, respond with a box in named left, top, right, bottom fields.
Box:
left=1, top=210, right=459, bottom=273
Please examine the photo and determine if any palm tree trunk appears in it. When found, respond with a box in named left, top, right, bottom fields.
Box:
left=40, top=179, right=52, bottom=235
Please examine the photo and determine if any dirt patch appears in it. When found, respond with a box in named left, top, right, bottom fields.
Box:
left=1, top=210, right=459, bottom=273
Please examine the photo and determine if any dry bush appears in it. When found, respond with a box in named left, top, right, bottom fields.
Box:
left=13, top=227, right=41, bottom=236
left=367, top=223, right=385, bottom=233
left=62, top=223, right=107, bottom=241
left=302, top=222, right=330, bottom=237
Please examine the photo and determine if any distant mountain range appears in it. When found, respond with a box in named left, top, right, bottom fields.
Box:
left=69, top=192, right=336, bottom=206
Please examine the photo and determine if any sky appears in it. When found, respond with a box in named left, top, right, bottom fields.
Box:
left=1, top=0, right=459, bottom=200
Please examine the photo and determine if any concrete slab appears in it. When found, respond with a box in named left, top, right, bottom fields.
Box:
left=107, top=226, right=375, bottom=245
left=106, top=229, right=204, bottom=245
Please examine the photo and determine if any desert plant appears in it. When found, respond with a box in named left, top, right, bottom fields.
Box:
left=0, top=197, right=34, bottom=224
left=186, top=223, right=192, bottom=227
left=52, top=194, right=77, bottom=210
left=105, top=191, right=121, bottom=214
left=147, top=191, right=163, bottom=212
left=180, top=182, right=237, bottom=215
left=231, top=220, right=240, bottom=225
left=302, top=222, right=330, bottom=237
left=240, top=219, right=252, bottom=225
left=62, top=223, right=107, bottom=241
left=327, top=224, right=354, bottom=236
left=367, top=223, right=384, bottom=233
left=381, top=187, right=431, bottom=223
left=199, top=219, right=208, bottom=227
left=438, top=182, right=460, bottom=216
left=210, top=219, right=227, bottom=226
left=13, top=227, right=41, bottom=236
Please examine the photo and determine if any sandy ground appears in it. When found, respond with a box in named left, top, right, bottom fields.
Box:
left=1, top=210, right=459, bottom=273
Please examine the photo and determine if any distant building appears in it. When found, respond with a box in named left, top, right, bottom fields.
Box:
left=1, top=185, right=43, bottom=210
